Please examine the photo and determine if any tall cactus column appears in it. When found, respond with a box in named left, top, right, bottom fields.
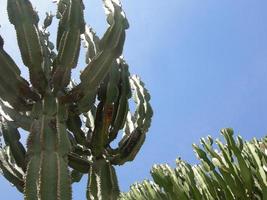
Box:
left=25, top=96, right=72, bottom=200
left=0, top=0, right=153, bottom=199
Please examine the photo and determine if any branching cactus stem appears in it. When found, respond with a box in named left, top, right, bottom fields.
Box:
left=0, top=0, right=152, bottom=199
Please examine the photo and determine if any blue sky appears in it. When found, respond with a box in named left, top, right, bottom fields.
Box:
left=1, top=0, right=267, bottom=199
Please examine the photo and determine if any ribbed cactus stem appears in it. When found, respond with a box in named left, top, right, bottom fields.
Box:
left=25, top=96, right=72, bottom=200
left=87, top=159, right=120, bottom=200
left=53, top=0, right=85, bottom=92
left=7, top=0, right=47, bottom=94
left=1, top=120, right=26, bottom=171
left=0, top=145, right=25, bottom=193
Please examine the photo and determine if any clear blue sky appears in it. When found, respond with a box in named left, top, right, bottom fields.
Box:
left=1, top=0, right=267, bottom=199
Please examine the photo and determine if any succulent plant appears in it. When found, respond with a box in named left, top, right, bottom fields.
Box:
left=0, top=0, right=153, bottom=199
left=120, top=129, right=267, bottom=200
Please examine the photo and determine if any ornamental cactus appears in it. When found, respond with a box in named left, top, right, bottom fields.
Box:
left=0, top=0, right=153, bottom=199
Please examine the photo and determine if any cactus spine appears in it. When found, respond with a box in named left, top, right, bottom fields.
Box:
left=0, top=0, right=153, bottom=199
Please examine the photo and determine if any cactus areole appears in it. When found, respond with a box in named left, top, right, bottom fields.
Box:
left=0, top=0, right=153, bottom=199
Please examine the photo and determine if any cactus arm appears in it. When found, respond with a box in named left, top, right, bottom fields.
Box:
left=0, top=36, right=21, bottom=75
left=0, top=53, right=38, bottom=103
left=90, top=102, right=107, bottom=157
left=78, top=39, right=125, bottom=112
left=0, top=80, right=30, bottom=112
left=83, top=105, right=97, bottom=147
left=0, top=120, right=26, bottom=171
left=89, top=62, right=121, bottom=157
left=56, top=0, right=71, bottom=47
left=0, top=38, right=40, bottom=108
left=57, top=25, right=100, bottom=105
left=105, top=61, right=121, bottom=105
left=109, top=60, right=131, bottom=143
left=100, top=0, right=129, bottom=50
left=84, top=106, right=96, bottom=136
left=66, top=106, right=86, bottom=145
left=60, top=1, right=128, bottom=111
left=111, top=128, right=145, bottom=165
left=53, top=0, right=85, bottom=92
left=110, top=75, right=153, bottom=165
left=0, top=100, right=32, bottom=131
left=130, top=75, right=153, bottom=132
left=57, top=5, right=128, bottom=109
left=87, top=159, right=120, bottom=200
left=73, top=0, right=128, bottom=113
left=7, top=0, right=47, bottom=94
left=82, top=25, right=100, bottom=65
left=109, top=94, right=128, bottom=142
left=0, top=148, right=24, bottom=193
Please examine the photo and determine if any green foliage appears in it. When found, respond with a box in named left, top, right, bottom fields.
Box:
left=120, top=129, right=267, bottom=200
left=0, top=0, right=152, bottom=199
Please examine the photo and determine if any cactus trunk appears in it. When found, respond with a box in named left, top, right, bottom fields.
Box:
left=25, top=96, right=72, bottom=200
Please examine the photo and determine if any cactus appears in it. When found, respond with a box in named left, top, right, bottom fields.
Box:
left=120, top=129, right=267, bottom=200
left=0, top=0, right=153, bottom=199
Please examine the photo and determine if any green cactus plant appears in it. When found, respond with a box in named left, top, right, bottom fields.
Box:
left=0, top=0, right=153, bottom=199
left=120, top=129, right=267, bottom=200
